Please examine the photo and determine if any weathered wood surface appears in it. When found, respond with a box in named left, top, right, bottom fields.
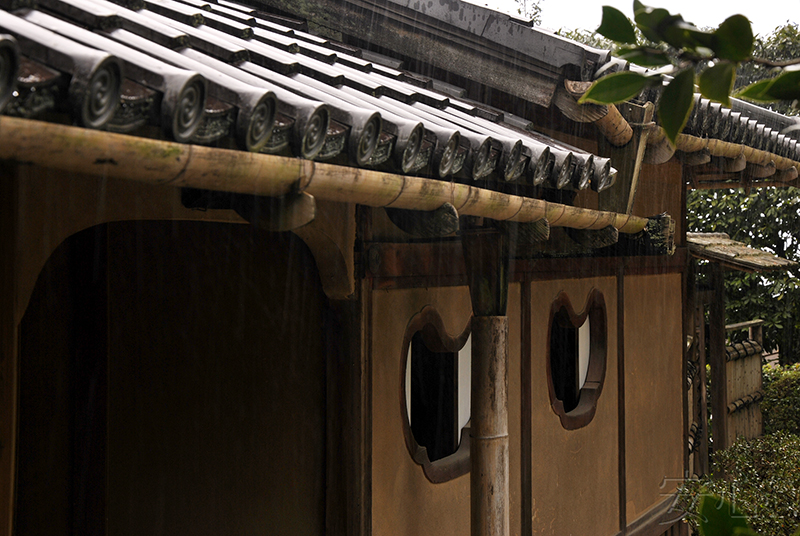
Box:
left=0, top=166, right=17, bottom=536
left=708, top=265, right=729, bottom=452
left=670, top=133, right=800, bottom=173
left=0, top=116, right=651, bottom=234
left=687, top=232, right=797, bottom=272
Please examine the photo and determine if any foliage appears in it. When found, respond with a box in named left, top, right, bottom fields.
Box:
left=697, top=494, right=758, bottom=536
left=555, top=28, right=616, bottom=50
left=737, top=23, right=800, bottom=115
left=579, top=2, right=800, bottom=144
left=686, top=187, right=800, bottom=362
left=678, top=433, right=800, bottom=536
left=762, top=364, right=800, bottom=435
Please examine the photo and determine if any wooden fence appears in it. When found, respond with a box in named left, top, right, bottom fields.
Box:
left=687, top=264, right=764, bottom=476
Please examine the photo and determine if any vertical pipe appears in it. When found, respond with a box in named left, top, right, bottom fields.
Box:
left=470, top=316, right=510, bottom=536
left=462, top=225, right=510, bottom=536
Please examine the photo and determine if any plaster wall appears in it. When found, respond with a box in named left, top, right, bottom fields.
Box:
left=624, top=274, right=684, bottom=524
left=528, top=277, right=619, bottom=536
left=370, top=284, right=523, bottom=536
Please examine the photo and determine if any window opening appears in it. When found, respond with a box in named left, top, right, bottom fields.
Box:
left=401, top=307, right=471, bottom=482
left=547, top=289, right=607, bottom=429
left=409, top=332, right=458, bottom=461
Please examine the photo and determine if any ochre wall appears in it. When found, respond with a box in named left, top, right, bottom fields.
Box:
left=370, top=284, right=523, bottom=536
left=528, top=277, right=619, bottom=536
left=624, top=274, right=684, bottom=523
left=371, top=286, right=472, bottom=536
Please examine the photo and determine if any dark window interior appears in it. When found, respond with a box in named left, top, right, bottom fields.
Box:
left=550, top=307, right=580, bottom=413
left=410, top=332, right=458, bottom=462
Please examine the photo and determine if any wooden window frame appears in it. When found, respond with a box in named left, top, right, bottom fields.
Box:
left=546, top=289, right=608, bottom=430
left=401, top=306, right=472, bottom=483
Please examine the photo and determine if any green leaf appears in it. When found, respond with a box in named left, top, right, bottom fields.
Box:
left=714, top=15, right=754, bottom=61
left=735, top=79, right=777, bottom=102
left=634, top=5, right=682, bottom=44
left=616, top=46, right=672, bottom=67
left=698, top=495, right=753, bottom=536
left=578, top=71, right=660, bottom=104
left=736, top=68, right=800, bottom=102
left=662, top=20, right=709, bottom=51
left=597, top=6, right=638, bottom=44
left=699, top=62, right=735, bottom=106
left=658, top=68, right=695, bottom=145
left=755, top=68, right=800, bottom=101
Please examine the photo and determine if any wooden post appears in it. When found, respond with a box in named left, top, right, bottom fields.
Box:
left=708, top=264, right=729, bottom=454
left=325, top=287, right=372, bottom=536
left=0, top=164, right=18, bottom=536
left=696, top=303, right=709, bottom=476
left=461, top=225, right=510, bottom=536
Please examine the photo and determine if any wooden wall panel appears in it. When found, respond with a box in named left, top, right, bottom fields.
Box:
left=106, top=222, right=327, bottom=536
left=528, top=277, right=619, bottom=536
left=624, top=274, right=684, bottom=524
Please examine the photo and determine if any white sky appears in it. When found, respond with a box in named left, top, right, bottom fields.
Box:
left=501, top=0, right=798, bottom=37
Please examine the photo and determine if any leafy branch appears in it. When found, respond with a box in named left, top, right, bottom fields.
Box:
left=578, top=1, right=800, bottom=145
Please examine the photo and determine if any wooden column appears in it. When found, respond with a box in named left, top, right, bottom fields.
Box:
left=462, top=225, right=510, bottom=536
left=325, top=286, right=371, bottom=536
left=696, top=302, right=710, bottom=476
left=0, top=165, right=18, bottom=536
left=708, top=264, right=729, bottom=453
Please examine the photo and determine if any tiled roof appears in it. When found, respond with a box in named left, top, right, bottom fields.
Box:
left=0, top=0, right=618, bottom=194
left=687, top=232, right=797, bottom=272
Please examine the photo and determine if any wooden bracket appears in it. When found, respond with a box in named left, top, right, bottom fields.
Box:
left=597, top=101, right=655, bottom=214
left=566, top=225, right=619, bottom=249
left=231, top=192, right=316, bottom=232
left=181, top=188, right=316, bottom=232
left=598, top=213, right=675, bottom=257
left=384, top=203, right=459, bottom=238
left=293, top=201, right=356, bottom=300
left=181, top=188, right=355, bottom=299
left=494, top=218, right=550, bottom=246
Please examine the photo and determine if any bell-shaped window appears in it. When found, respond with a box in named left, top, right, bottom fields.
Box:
left=547, top=289, right=607, bottom=430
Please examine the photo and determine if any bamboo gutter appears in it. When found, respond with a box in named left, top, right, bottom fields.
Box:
left=0, top=116, right=649, bottom=233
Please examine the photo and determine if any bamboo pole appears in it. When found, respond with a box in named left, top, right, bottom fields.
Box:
left=470, top=316, right=509, bottom=536
left=562, top=80, right=633, bottom=146
left=672, top=132, right=800, bottom=173
left=0, top=116, right=651, bottom=233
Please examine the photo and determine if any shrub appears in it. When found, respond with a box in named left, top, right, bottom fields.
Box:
left=762, top=364, right=800, bottom=435
left=678, top=433, right=800, bottom=536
